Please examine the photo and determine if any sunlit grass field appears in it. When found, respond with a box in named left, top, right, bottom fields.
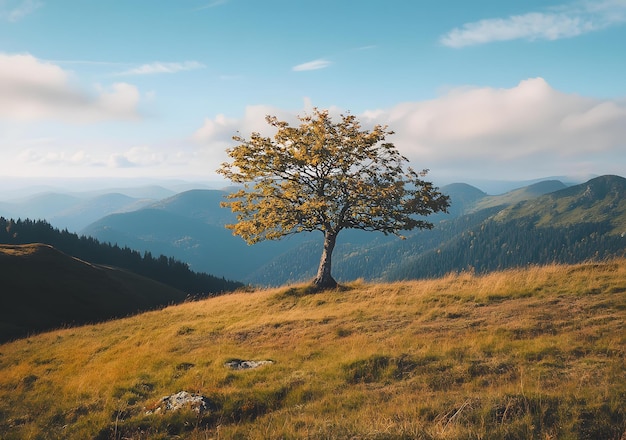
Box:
left=1, top=260, right=625, bottom=439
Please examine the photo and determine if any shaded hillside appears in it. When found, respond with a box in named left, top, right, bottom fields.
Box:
left=0, top=261, right=624, bottom=439
left=388, top=175, right=626, bottom=280
left=0, top=244, right=189, bottom=343
left=0, top=217, right=243, bottom=295
left=81, top=190, right=313, bottom=282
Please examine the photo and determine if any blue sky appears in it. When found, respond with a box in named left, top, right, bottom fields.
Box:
left=1, top=0, right=625, bottom=187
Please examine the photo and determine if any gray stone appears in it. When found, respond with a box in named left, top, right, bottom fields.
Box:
left=224, top=359, right=274, bottom=370
left=146, top=391, right=214, bottom=415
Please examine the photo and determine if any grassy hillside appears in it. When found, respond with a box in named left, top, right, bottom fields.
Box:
left=0, top=244, right=188, bottom=343
left=0, top=260, right=624, bottom=439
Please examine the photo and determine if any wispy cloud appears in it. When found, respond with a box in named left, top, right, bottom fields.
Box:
left=116, top=61, right=205, bottom=76
left=48, top=59, right=131, bottom=67
left=0, top=0, right=43, bottom=22
left=195, top=0, right=229, bottom=11
left=292, top=59, right=332, bottom=72
left=440, top=0, right=626, bottom=48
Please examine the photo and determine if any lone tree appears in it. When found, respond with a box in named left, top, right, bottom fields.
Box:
left=217, top=109, right=450, bottom=290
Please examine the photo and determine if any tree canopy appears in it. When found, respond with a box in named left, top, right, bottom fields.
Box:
left=218, top=108, right=450, bottom=289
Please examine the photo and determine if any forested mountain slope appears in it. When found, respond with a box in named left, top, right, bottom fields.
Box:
left=469, top=179, right=567, bottom=213
left=387, top=175, right=626, bottom=280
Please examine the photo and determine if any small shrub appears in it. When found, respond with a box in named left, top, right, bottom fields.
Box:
left=467, top=360, right=490, bottom=378
left=112, top=380, right=155, bottom=405
left=176, top=326, right=195, bottom=335
left=335, top=327, right=352, bottom=338
left=21, top=374, right=38, bottom=389
left=576, top=404, right=626, bottom=440
left=220, top=387, right=288, bottom=423
left=343, top=354, right=427, bottom=384
left=175, top=362, right=195, bottom=371
left=344, top=355, right=391, bottom=384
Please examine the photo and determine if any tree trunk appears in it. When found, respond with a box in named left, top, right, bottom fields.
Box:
left=312, top=231, right=338, bottom=290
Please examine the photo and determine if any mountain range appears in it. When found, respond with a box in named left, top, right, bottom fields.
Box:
left=74, top=175, right=626, bottom=286
left=0, top=191, right=157, bottom=232
left=1, top=174, right=625, bottom=341
left=1, top=175, right=624, bottom=287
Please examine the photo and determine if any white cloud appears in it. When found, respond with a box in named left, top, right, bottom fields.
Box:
left=17, top=147, right=93, bottom=167
left=193, top=105, right=298, bottom=144
left=193, top=113, right=240, bottom=144
left=193, top=78, right=626, bottom=181
left=0, top=0, right=42, bottom=22
left=0, top=53, right=141, bottom=122
left=11, top=141, right=195, bottom=175
left=441, top=0, right=626, bottom=47
left=292, top=59, right=332, bottom=72
left=108, top=154, right=137, bottom=168
left=363, top=78, right=626, bottom=179
left=107, top=146, right=170, bottom=168
left=192, top=105, right=301, bottom=170
left=116, top=61, right=205, bottom=76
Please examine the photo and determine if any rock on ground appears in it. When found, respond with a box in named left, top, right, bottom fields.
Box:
left=146, top=391, right=215, bottom=415
left=224, top=359, right=274, bottom=370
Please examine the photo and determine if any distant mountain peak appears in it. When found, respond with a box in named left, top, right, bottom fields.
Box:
left=551, top=174, right=626, bottom=200
left=522, top=180, right=567, bottom=196
left=581, top=175, right=626, bottom=199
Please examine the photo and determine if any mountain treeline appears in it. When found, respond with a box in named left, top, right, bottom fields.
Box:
left=387, top=217, right=626, bottom=280
left=0, top=217, right=243, bottom=295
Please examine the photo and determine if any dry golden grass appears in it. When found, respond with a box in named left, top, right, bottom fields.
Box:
left=0, top=244, right=42, bottom=256
left=0, top=260, right=625, bottom=439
